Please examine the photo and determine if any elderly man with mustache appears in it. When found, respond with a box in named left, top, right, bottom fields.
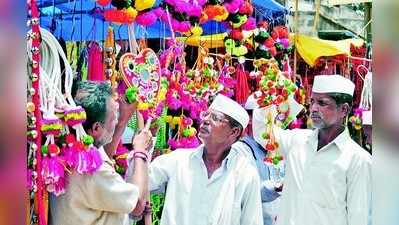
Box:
left=148, top=94, right=263, bottom=225
left=252, top=75, right=371, bottom=225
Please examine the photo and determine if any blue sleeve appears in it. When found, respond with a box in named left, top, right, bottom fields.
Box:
left=260, top=180, right=280, bottom=202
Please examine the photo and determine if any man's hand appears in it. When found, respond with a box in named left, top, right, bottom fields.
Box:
left=118, top=96, right=138, bottom=122
left=132, top=120, right=153, bottom=151
left=274, top=183, right=283, bottom=192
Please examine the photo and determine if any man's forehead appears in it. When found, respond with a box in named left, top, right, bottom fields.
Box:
left=209, top=109, right=225, bottom=116
left=311, top=92, right=334, bottom=101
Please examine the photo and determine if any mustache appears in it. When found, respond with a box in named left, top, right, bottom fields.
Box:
left=200, top=125, right=210, bottom=133
left=310, top=113, right=322, bottom=118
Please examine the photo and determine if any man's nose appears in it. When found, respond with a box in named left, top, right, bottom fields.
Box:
left=310, top=103, right=319, bottom=113
left=201, top=116, right=211, bottom=125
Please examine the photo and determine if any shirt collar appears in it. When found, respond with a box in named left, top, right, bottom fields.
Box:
left=309, top=127, right=351, bottom=151
left=331, top=128, right=351, bottom=151
left=192, top=144, right=238, bottom=170
left=98, top=146, right=115, bottom=166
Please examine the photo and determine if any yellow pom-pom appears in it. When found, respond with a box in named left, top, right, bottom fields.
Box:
left=134, top=0, right=155, bottom=11
left=137, top=102, right=150, bottom=110
left=165, top=115, right=173, bottom=123
left=191, top=26, right=203, bottom=36
left=189, top=127, right=197, bottom=136
left=172, top=116, right=181, bottom=126
left=157, top=88, right=167, bottom=102
left=125, top=7, right=138, bottom=19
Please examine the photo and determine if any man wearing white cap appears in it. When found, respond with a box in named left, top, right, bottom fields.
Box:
left=253, top=75, right=371, bottom=225
left=149, top=94, right=263, bottom=225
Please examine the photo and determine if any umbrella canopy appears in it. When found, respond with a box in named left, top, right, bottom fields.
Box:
left=37, top=0, right=287, bottom=41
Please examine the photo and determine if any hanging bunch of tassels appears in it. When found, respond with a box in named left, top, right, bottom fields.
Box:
left=234, top=63, right=250, bottom=105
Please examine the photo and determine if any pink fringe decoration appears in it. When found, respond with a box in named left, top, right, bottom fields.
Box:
left=41, top=155, right=66, bottom=196
left=64, top=142, right=103, bottom=175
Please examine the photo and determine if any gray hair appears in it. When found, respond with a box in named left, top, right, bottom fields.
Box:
left=73, top=80, right=112, bottom=131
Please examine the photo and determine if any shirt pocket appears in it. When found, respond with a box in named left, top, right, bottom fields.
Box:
left=231, top=202, right=242, bottom=225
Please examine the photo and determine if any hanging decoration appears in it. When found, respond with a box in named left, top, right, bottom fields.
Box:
left=222, top=0, right=256, bottom=57
left=252, top=24, right=293, bottom=61
left=103, top=0, right=159, bottom=24
left=161, top=0, right=207, bottom=34
left=27, top=0, right=45, bottom=224
left=118, top=48, right=162, bottom=111
left=253, top=59, right=304, bottom=166
left=27, top=24, right=106, bottom=225
left=104, top=27, right=118, bottom=88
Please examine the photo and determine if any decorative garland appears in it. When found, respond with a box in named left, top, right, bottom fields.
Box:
left=27, top=1, right=45, bottom=224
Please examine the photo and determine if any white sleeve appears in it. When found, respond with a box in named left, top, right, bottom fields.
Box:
left=240, top=169, right=263, bottom=225
left=347, top=152, right=372, bottom=225
left=273, top=125, right=297, bottom=156
left=149, top=151, right=178, bottom=191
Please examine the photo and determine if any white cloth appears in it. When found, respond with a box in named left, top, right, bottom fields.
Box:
left=149, top=145, right=263, bottom=225
left=244, top=91, right=262, bottom=110
left=312, top=75, right=355, bottom=96
left=270, top=127, right=372, bottom=225
left=210, top=94, right=250, bottom=129
left=121, top=126, right=136, bottom=144
left=49, top=147, right=139, bottom=225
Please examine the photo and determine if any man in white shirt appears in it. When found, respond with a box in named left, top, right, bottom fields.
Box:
left=253, top=75, right=372, bottom=225
left=149, top=94, right=263, bottom=225
left=50, top=81, right=153, bottom=225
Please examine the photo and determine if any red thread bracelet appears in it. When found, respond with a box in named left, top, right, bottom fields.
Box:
left=133, top=151, right=149, bottom=162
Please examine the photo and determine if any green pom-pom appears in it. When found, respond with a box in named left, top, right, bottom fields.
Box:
left=288, top=85, right=297, bottom=93
left=115, top=164, right=125, bottom=174
left=273, top=157, right=280, bottom=165
left=125, top=86, right=138, bottom=104
left=259, top=78, right=268, bottom=88
left=182, top=128, right=191, bottom=137
left=82, top=135, right=94, bottom=145
left=187, top=70, right=194, bottom=78
left=41, top=145, right=49, bottom=155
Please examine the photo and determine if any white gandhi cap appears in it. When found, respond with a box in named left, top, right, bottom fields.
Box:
left=312, top=75, right=355, bottom=96
left=209, top=94, right=250, bottom=129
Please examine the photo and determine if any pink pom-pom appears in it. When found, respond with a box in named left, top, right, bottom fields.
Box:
left=136, top=11, right=158, bottom=26
left=166, top=90, right=182, bottom=110
left=175, top=1, right=189, bottom=13
left=196, top=0, right=207, bottom=6
left=242, top=17, right=256, bottom=30
left=41, top=155, right=66, bottom=196
left=187, top=5, right=202, bottom=17
left=224, top=0, right=243, bottom=13
left=179, top=21, right=191, bottom=32
left=153, top=7, right=165, bottom=17
left=280, top=38, right=290, bottom=49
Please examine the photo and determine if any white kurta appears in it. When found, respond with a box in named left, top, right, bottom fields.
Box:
left=268, top=128, right=372, bottom=225
left=50, top=147, right=139, bottom=225
left=149, top=145, right=263, bottom=225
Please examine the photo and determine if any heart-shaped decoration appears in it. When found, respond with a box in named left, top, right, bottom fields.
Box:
left=119, top=48, right=161, bottom=105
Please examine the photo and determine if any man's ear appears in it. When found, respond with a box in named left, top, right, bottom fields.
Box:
left=230, top=127, right=241, bottom=140
left=89, top=122, right=103, bottom=137
left=340, top=103, right=350, bottom=118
